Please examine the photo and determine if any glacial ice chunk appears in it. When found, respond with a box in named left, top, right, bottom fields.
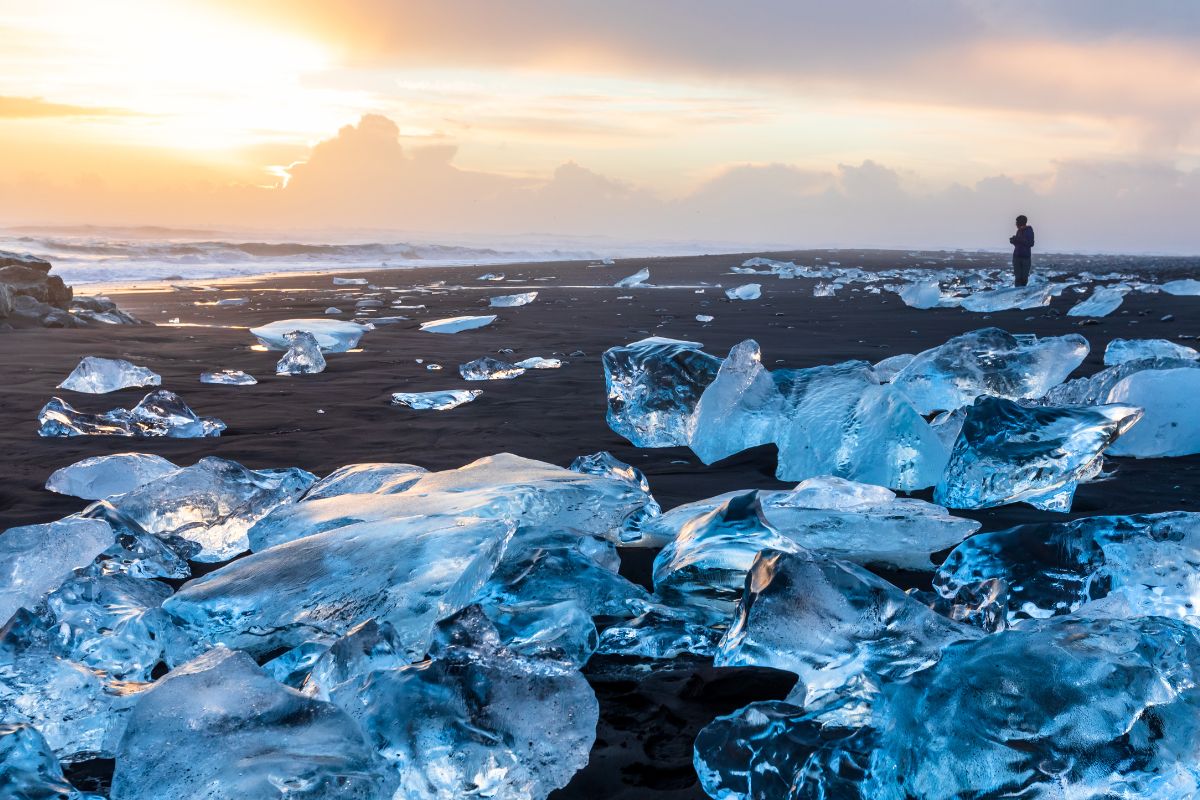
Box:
left=890, top=327, right=1090, bottom=413
left=515, top=356, right=562, bottom=369
left=459, top=356, right=525, bottom=381
left=332, top=276, right=367, bottom=285
left=305, top=463, right=428, bottom=501
left=105, top=456, right=316, bottom=561
left=725, top=283, right=762, bottom=300
left=569, top=450, right=660, bottom=522
left=57, top=357, right=161, bottom=394
left=1104, top=337, right=1199, bottom=366
left=275, top=330, right=327, bottom=375
left=489, top=291, right=538, bottom=307
left=0, top=722, right=93, bottom=800
left=1067, top=283, right=1128, bottom=317
left=896, top=279, right=943, bottom=309
left=933, top=395, right=1142, bottom=511
left=688, top=339, right=781, bottom=465
left=0, top=517, right=114, bottom=625
left=249, top=318, right=366, bottom=351
left=603, top=337, right=722, bottom=447
left=390, top=389, right=482, bottom=410
left=37, top=390, right=227, bottom=438
left=478, top=272, right=505, bottom=281
left=199, top=368, right=257, bottom=385
left=695, top=314, right=714, bottom=323
left=871, top=352, right=915, bottom=382
left=1162, top=278, right=1200, bottom=296
left=419, top=315, right=497, bottom=334
left=596, top=604, right=721, bottom=659
left=110, top=646, right=394, bottom=800
left=45, top=453, right=179, bottom=500
left=958, top=282, right=1053, bottom=312
left=1105, top=368, right=1200, bottom=456
left=614, top=267, right=650, bottom=288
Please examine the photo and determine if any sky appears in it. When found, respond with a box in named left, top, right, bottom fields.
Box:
left=1, top=0, right=1199, bottom=252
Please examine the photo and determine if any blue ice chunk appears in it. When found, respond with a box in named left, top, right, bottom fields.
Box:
left=603, top=337, right=723, bottom=447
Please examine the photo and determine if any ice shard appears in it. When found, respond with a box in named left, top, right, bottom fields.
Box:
left=889, top=327, right=1090, bottom=413
left=515, top=356, right=562, bottom=369
left=0, top=517, right=114, bottom=625
left=57, top=356, right=161, bottom=394
left=1066, top=283, right=1129, bottom=317
left=896, top=278, right=941, bottom=309
left=275, top=330, right=327, bottom=375
left=110, top=647, right=394, bottom=800
left=37, top=390, right=226, bottom=438
left=603, top=337, right=722, bottom=447
left=688, top=339, right=782, bottom=465
left=958, top=282, right=1054, bottom=312
left=163, top=515, right=514, bottom=658
left=459, top=356, right=525, bottom=381
left=478, top=272, right=505, bottom=281
left=725, top=283, right=762, bottom=300
left=1104, top=337, right=1199, bottom=366
left=249, top=318, right=367, bottom=351
left=304, top=463, right=428, bottom=501
left=45, top=453, right=179, bottom=500
left=0, top=722, right=93, bottom=800
left=569, top=449, right=661, bottom=535
left=105, top=456, right=316, bottom=561
left=418, top=314, right=497, bottom=334
left=934, top=395, right=1143, bottom=511
left=199, top=368, right=257, bottom=385
left=489, top=291, right=538, bottom=307
left=614, top=267, right=650, bottom=288
left=332, top=276, right=367, bottom=285
left=390, top=389, right=482, bottom=410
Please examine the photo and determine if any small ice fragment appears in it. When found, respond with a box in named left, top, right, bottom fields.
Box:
left=959, top=283, right=1054, bottom=312
left=38, top=390, right=226, bottom=438
left=199, top=369, right=256, bottom=385
left=419, top=315, right=497, bottom=334
left=1067, top=284, right=1129, bottom=317
left=515, top=356, right=562, bottom=369
left=489, top=291, right=538, bottom=307
left=614, top=268, right=650, bottom=288
left=215, top=297, right=247, bottom=307
left=1161, top=278, right=1200, bottom=296
left=459, top=357, right=525, bottom=381
left=332, top=276, right=367, bottom=285
left=249, top=318, right=366, bottom=351
left=478, top=272, right=506, bottom=281
left=897, top=279, right=942, bottom=309
left=1104, top=338, right=1199, bottom=366
left=390, top=389, right=482, bottom=410
left=426, top=363, right=442, bottom=370
left=725, top=283, right=761, bottom=301
left=696, top=314, right=714, bottom=323
left=45, top=453, right=179, bottom=500
left=275, top=330, right=327, bottom=375
left=324, top=306, right=341, bottom=314
left=58, top=357, right=161, bottom=394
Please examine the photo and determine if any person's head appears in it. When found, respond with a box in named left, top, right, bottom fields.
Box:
left=1015, top=214, right=1028, bottom=227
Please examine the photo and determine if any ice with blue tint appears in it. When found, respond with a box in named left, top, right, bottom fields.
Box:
left=199, top=368, right=257, bottom=385
left=614, top=267, right=650, bottom=288
left=688, top=339, right=781, bottom=465
left=1104, top=337, right=1199, bottom=365
left=0, top=517, right=114, bottom=626
left=110, top=646, right=394, bottom=800
left=328, top=606, right=598, bottom=800
left=716, top=550, right=978, bottom=723
left=889, top=327, right=1090, bottom=414
left=76, top=502, right=195, bottom=580
left=104, top=456, right=315, bottom=562
left=896, top=278, right=942, bottom=309
left=275, top=330, right=327, bottom=375
left=1162, top=278, right=1200, bottom=295
left=1067, top=283, right=1129, bottom=317
left=163, top=515, right=514, bottom=659
left=489, top=291, right=538, bottom=307
left=603, top=337, right=723, bottom=447
left=391, top=389, right=482, bottom=410
left=958, top=281, right=1054, bottom=312
left=935, top=512, right=1200, bottom=628
left=57, top=356, right=161, bottom=394
left=38, top=390, right=226, bottom=438
left=459, top=356, right=525, bottom=381
left=871, top=352, right=915, bottom=382
left=569, top=450, right=661, bottom=540
left=515, top=356, right=562, bottom=369
left=934, top=395, right=1142, bottom=511
left=332, top=276, right=367, bottom=285
left=249, top=318, right=367, bottom=351
left=1104, top=367, right=1200, bottom=457
left=0, top=722, right=100, bottom=800
left=45, top=453, right=178, bottom=501
left=478, top=272, right=505, bottom=281
left=304, top=463, right=428, bottom=501
left=725, top=283, right=761, bottom=300
left=596, top=604, right=721, bottom=659
left=419, top=314, right=498, bottom=334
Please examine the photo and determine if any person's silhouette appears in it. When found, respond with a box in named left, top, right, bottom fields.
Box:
left=1009, top=215, right=1035, bottom=287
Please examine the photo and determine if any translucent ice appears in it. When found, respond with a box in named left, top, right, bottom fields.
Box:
left=1105, top=367, right=1200, bottom=456
left=1067, top=283, right=1128, bottom=317
left=37, top=390, right=227, bottom=438
left=695, top=314, right=714, bottom=323
left=958, top=282, right=1054, bottom=312
left=0, top=722, right=94, bottom=800
left=1104, top=337, right=1199, bottom=365
left=603, top=337, right=722, bottom=447
left=725, top=283, right=762, bottom=300
left=489, top=291, right=538, bottom=307
left=304, top=463, right=428, bottom=501
left=1162, top=278, right=1200, bottom=296
left=57, top=357, right=161, bottom=394
left=45, top=453, right=179, bottom=500
left=110, top=646, right=393, bottom=800
left=390, top=389, right=482, bottom=410
left=614, top=267, right=650, bottom=288
left=332, top=276, right=367, bottom=285
left=275, top=330, right=327, bottom=375
left=478, top=272, right=506, bottom=281
left=515, top=356, right=562, bottom=369
left=871, top=352, right=915, bottom=382
left=896, top=278, right=941, bottom=309
left=596, top=604, right=721, bottom=659
left=569, top=449, right=661, bottom=528
left=249, top=318, right=367, bottom=351
left=459, top=356, right=525, bottom=381
left=105, top=456, right=316, bottom=561
left=199, top=368, right=257, bottom=385
left=934, top=395, right=1142, bottom=511
left=688, top=339, right=781, bottom=465
left=164, top=515, right=514, bottom=658
left=0, top=517, right=114, bottom=625
left=419, top=315, right=497, bottom=334
left=890, top=327, right=1090, bottom=413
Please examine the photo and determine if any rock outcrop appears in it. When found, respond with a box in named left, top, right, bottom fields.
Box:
left=0, top=250, right=149, bottom=329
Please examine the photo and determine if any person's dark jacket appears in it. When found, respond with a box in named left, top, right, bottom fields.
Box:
left=1010, top=226, right=1035, bottom=257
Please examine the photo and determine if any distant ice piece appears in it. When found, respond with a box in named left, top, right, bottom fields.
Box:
left=106, top=456, right=316, bottom=561
left=477, top=272, right=506, bottom=281
left=515, top=356, right=562, bottom=369
left=45, top=453, right=179, bottom=500
left=725, top=283, right=762, bottom=301
left=1067, top=284, right=1129, bottom=317
left=305, top=463, right=428, bottom=501
left=872, top=353, right=915, bottom=382
left=603, top=337, right=722, bottom=447
left=199, top=368, right=257, bottom=385
left=0, top=722, right=88, bottom=799
left=813, top=282, right=839, bottom=297
left=614, top=268, right=650, bottom=288
left=459, top=356, right=525, bottom=381
left=249, top=318, right=366, bottom=351
left=1106, top=367, right=1200, bottom=457
left=38, top=390, right=226, bottom=438
left=57, top=357, right=161, bottom=394
left=390, top=389, right=482, bottom=410
left=110, top=646, right=393, bottom=800
left=890, top=327, right=1090, bottom=414
left=695, top=314, right=714, bottom=323
left=324, top=306, right=341, bottom=314
left=897, top=278, right=942, bottom=309
left=1104, top=337, right=1199, bottom=366
left=0, top=517, right=114, bottom=625
left=959, top=282, right=1053, bottom=312
left=331, top=276, right=367, bottom=285
left=934, top=395, right=1142, bottom=511
left=419, top=315, right=497, bottom=334
left=275, top=330, right=327, bottom=375
left=1161, top=278, right=1200, bottom=296
left=489, top=291, right=538, bottom=307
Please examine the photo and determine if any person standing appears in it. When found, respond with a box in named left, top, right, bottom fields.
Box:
left=1009, top=214, right=1035, bottom=287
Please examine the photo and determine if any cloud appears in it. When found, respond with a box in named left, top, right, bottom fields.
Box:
left=0, top=95, right=132, bottom=119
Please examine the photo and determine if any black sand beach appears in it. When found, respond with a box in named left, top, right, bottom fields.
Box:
left=4, top=248, right=1200, bottom=797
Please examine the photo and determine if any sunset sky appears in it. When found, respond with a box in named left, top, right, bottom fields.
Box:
left=2, top=1, right=1199, bottom=251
